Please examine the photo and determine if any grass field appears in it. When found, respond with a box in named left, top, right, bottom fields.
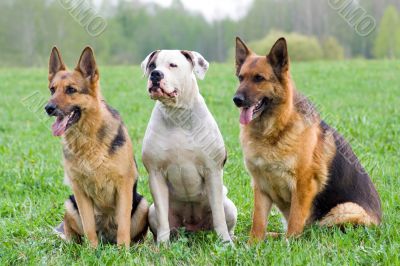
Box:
left=0, top=60, right=399, bottom=265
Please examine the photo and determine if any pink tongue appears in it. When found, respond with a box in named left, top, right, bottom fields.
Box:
left=51, top=116, right=69, bottom=137
left=240, top=106, right=255, bottom=125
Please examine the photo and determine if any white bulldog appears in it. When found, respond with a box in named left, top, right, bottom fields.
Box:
left=141, top=50, right=237, bottom=244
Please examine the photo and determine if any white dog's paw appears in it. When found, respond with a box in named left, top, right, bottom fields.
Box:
left=224, top=238, right=234, bottom=245
left=157, top=230, right=170, bottom=244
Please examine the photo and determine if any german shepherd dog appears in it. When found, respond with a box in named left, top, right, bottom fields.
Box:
left=233, top=37, right=382, bottom=242
left=46, top=47, right=149, bottom=247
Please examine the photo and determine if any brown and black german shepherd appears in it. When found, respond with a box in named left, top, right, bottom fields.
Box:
left=233, top=37, right=381, bottom=242
left=46, top=47, right=148, bottom=247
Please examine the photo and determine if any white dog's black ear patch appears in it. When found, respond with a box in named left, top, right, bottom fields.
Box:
left=141, top=50, right=160, bottom=76
left=181, top=50, right=209, bottom=80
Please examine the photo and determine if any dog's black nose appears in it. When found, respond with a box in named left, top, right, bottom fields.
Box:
left=150, top=70, right=164, bottom=82
left=233, top=94, right=245, bottom=107
left=45, top=103, right=57, bottom=116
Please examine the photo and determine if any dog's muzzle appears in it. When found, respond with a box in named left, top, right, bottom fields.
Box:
left=147, top=70, right=178, bottom=99
left=233, top=92, right=253, bottom=108
left=233, top=93, right=246, bottom=108
left=150, top=70, right=164, bottom=84
left=45, top=102, right=58, bottom=116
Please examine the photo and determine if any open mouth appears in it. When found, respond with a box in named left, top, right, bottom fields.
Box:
left=51, top=107, right=81, bottom=137
left=239, top=98, right=267, bottom=125
left=148, top=84, right=178, bottom=99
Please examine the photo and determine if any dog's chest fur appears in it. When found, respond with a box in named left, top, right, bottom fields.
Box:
left=143, top=99, right=225, bottom=202
left=244, top=139, right=297, bottom=208
left=240, top=115, right=309, bottom=210
left=62, top=123, right=127, bottom=213
left=241, top=103, right=332, bottom=213
left=146, top=125, right=221, bottom=201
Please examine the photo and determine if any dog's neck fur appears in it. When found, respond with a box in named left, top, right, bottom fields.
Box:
left=183, top=78, right=200, bottom=105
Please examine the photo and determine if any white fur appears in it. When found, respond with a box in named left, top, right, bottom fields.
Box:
left=141, top=50, right=236, bottom=244
left=190, top=51, right=209, bottom=80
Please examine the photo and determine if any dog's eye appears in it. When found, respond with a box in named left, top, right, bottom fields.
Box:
left=170, top=63, right=178, bottom=68
left=238, top=75, right=244, bottom=82
left=253, top=74, right=265, bottom=83
left=49, top=87, right=55, bottom=95
left=148, top=62, right=156, bottom=70
left=65, top=86, right=77, bottom=95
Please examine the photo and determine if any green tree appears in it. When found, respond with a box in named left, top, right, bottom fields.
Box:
left=246, top=31, right=324, bottom=61
left=373, top=5, right=400, bottom=59
left=322, top=37, right=345, bottom=60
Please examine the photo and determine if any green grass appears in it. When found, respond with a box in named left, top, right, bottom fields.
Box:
left=0, top=61, right=399, bottom=265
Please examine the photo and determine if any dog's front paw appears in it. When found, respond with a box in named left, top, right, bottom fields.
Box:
left=89, top=238, right=99, bottom=248
left=220, top=234, right=234, bottom=246
left=86, top=232, right=99, bottom=248
left=223, top=239, right=234, bottom=246
left=285, top=229, right=302, bottom=239
left=157, top=230, right=170, bottom=244
left=215, top=225, right=232, bottom=241
left=248, top=235, right=263, bottom=245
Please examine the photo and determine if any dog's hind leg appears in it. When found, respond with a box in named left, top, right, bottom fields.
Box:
left=319, top=202, right=379, bottom=227
left=224, top=197, right=237, bottom=238
left=148, top=203, right=157, bottom=240
left=130, top=197, right=149, bottom=243
left=54, top=196, right=84, bottom=243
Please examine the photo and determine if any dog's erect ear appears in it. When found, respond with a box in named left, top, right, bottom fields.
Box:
left=49, top=46, right=66, bottom=81
left=235, top=37, right=251, bottom=76
left=181, top=50, right=209, bottom=80
left=267, top=38, right=289, bottom=79
left=141, top=50, right=159, bottom=76
left=76, top=46, right=99, bottom=82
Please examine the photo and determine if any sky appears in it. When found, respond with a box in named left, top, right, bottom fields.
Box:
left=95, top=0, right=253, bottom=22
left=143, top=0, right=253, bottom=21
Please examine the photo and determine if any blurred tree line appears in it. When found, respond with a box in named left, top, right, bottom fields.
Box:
left=0, top=0, right=399, bottom=67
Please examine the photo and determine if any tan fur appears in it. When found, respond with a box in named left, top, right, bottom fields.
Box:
left=234, top=38, right=378, bottom=242
left=130, top=199, right=149, bottom=241
left=249, top=186, right=272, bottom=242
left=319, top=202, right=379, bottom=227
left=242, top=93, right=337, bottom=240
left=47, top=47, right=148, bottom=247
left=64, top=200, right=83, bottom=243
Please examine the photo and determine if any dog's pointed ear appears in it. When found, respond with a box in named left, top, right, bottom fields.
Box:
left=49, top=46, right=66, bottom=81
left=76, top=46, right=99, bottom=82
left=141, top=50, right=159, bottom=76
left=181, top=50, right=209, bottom=80
left=235, top=37, right=251, bottom=76
left=267, top=38, right=289, bottom=79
